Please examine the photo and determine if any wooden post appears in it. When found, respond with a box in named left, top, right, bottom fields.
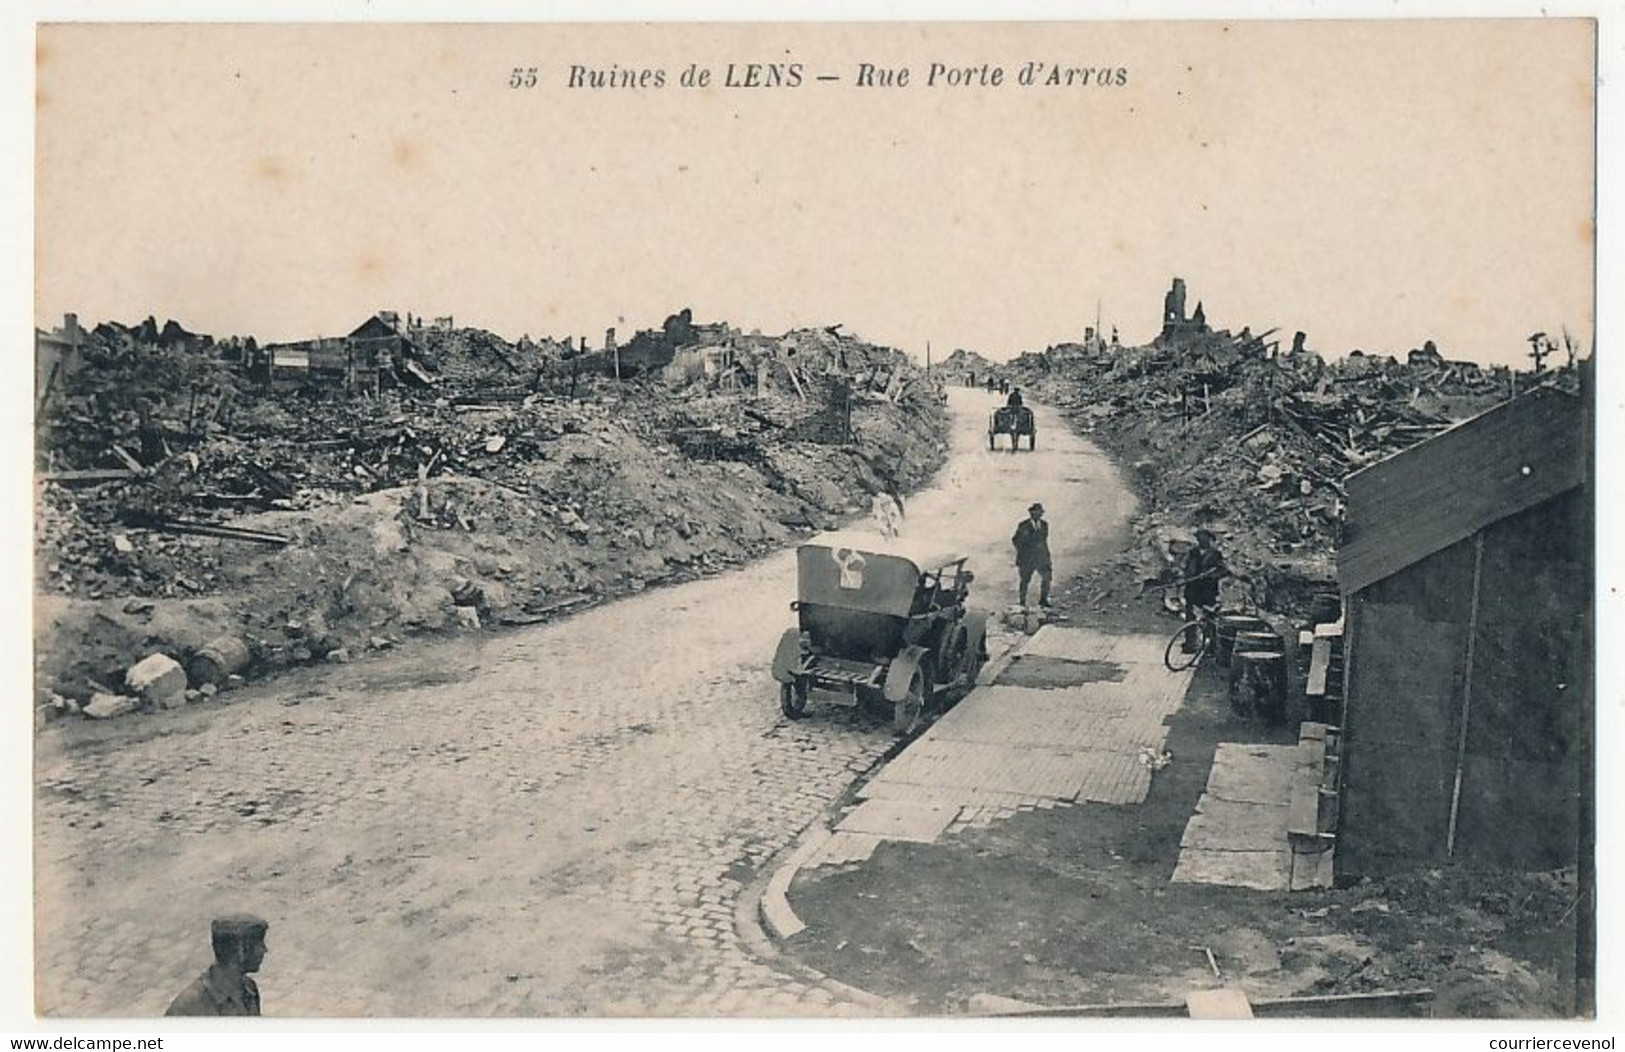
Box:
left=1445, top=531, right=1486, bottom=857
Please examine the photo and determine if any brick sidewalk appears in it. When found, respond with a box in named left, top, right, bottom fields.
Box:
left=804, top=625, right=1192, bottom=868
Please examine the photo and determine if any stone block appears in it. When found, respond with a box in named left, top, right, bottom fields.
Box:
left=125, top=654, right=187, bottom=709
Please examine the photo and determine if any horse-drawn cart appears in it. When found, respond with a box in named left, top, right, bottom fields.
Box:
left=989, top=405, right=1036, bottom=451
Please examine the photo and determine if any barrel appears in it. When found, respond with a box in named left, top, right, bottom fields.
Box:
left=187, top=635, right=251, bottom=686
left=1215, top=614, right=1269, bottom=668
left=1309, top=592, right=1343, bottom=627
left=1230, top=650, right=1288, bottom=720
left=1233, top=628, right=1286, bottom=657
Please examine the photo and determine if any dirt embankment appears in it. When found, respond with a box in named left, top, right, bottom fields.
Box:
left=34, top=317, right=950, bottom=719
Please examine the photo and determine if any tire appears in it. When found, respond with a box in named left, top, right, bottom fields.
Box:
left=962, top=642, right=986, bottom=690
left=780, top=679, right=809, bottom=719
left=893, top=667, right=929, bottom=736
left=1163, top=623, right=1205, bottom=672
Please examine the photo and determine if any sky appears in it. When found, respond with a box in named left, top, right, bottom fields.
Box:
left=35, top=20, right=1596, bottom=366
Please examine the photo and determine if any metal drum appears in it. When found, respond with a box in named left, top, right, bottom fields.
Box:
left=1215, top=614, right=1269, bottom=668
left=187, top=635, right=251, bottom=687
left=1309, top=592, right=1343, bottom=627
left=1234, top=628, right=1286, bottom=655
left=1230, top=649, right=1288, bottom=720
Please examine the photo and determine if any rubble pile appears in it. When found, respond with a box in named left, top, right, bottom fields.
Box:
left=34, top=312, right=948, bottom=720
left=1009, top=288, right=1574, bottom=613
left=938, top=348, right=1001, bottom=382
left=414, top=325, right=560, bottom=393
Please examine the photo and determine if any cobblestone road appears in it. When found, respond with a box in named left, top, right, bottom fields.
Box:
left=34, top=389, right=1134, bottom=1017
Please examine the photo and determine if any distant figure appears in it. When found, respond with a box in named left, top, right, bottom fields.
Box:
left=871, top=490, right=904, bottom=540
left=1012, top=503, right=1052, bottom=608
left=166, top=914, right=269, bottom=1017
left=1006, top=387, right=1024, bottom=408
left=967, top=370, right=977, bottom=388
left=985, top=375, right=997, bottom=392
left=999, top=378, right=1010, bottom=395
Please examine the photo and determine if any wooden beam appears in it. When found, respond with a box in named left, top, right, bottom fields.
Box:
left=40, top=468, right=140, bottom=484
left=1307, top=637, right=1332, bottom=695
left=1446, top=531, right=1486, bottom=857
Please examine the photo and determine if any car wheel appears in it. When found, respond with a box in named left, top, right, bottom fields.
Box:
left=780, top=679, right=809, bottom=719
left=963, top=641, right=986, bottom=687
left=893, top=668, right=929, bottom=736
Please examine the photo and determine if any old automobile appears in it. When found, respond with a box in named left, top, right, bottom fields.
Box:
left=771, top=532, right=989, bottom=735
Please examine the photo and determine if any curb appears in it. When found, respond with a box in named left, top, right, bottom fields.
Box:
left=978, top=625, right=1038, bottom=687
left=733, top=821, right=903, bottom=1016
left=729, top=627, right=1050, bottom=1017
left=759, top=825, right=832, bottom=939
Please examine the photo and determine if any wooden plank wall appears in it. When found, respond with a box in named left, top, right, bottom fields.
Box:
left=1338, top=491, right=1586, bottom=878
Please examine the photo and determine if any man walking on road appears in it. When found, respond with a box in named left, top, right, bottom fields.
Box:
left=1013, top=503, right=1052, bottom=608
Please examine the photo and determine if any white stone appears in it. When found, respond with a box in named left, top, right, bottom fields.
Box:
left=125, top=653, right=187, bottom=708
left=83, top=692, right=139, bottom=720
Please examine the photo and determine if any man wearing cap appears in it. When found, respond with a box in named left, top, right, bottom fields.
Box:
left=165, top=914, right=268, bottom=1017
left=1182, top=528, right=1228, bottom=614
left=1180, top=528, right=1228, bottom=650
left=1012, top=503, right=1052, bottom=608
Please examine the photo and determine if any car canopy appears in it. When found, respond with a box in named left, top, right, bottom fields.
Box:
left=796, top=532, right=969, bottom=618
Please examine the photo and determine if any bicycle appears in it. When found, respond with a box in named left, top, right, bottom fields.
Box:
left=1159, top=572, right=1261, bottom=673
left=1162, top=598, right=1219, bottom=672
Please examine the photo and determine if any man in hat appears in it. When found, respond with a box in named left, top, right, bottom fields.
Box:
left=1180, top=528, right=1228, bottom=650
left=1182, top=528, right=1228, bottom=613
left=166, top=914, right=269, bottom=1016
left=1012, top=503, right=1052, bottom=608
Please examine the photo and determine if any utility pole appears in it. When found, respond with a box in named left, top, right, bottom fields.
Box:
left=925, top=341, right=932, bottom=375
left=1527, top=331, right=1552, bottom=375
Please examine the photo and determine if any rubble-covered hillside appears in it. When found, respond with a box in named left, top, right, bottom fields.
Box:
left=34, top=313, right=949, bottom=720
left=1007, top=297, right=1582, bottom=615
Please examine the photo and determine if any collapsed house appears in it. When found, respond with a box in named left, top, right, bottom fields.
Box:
left=255, top=312, right=420, bottom=394
left=1334, top=383, right=1590, bottom=877
left=35, top=313, right=92, bottom=410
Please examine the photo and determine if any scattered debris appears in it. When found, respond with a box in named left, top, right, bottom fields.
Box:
left=1138, top=746, right=1175, bottom=771
left=34, top=310, right=951, bottom=709
left=1005, top=281, right=1582, bottom=619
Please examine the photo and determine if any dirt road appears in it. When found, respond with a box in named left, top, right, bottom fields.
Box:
left=34, top=387, right=1137, bottom=1017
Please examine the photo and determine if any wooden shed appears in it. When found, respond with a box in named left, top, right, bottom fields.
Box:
left=1334, top=384, right=1590, bottom=878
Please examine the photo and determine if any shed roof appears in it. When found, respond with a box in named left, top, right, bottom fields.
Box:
left=1337, top=385, right=1584, bottom=595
